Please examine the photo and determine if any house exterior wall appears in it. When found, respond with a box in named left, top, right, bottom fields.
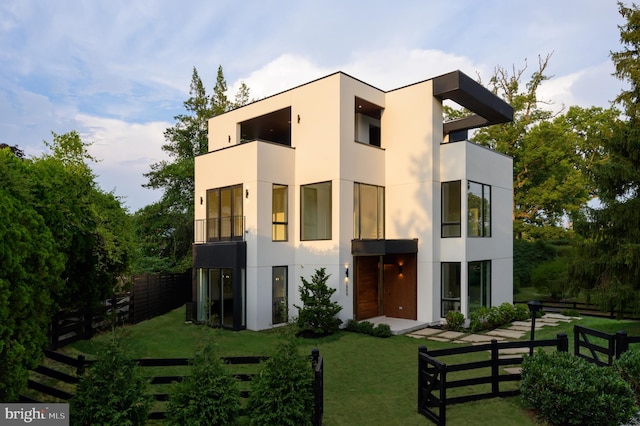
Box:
left=194, top=71, right=514, bottom=331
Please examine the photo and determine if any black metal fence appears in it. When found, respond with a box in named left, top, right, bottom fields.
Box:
left=21, top=348, right=323, bottom=425
left=418, top=333, right=569, bottom=426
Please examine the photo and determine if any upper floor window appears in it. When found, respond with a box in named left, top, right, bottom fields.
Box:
left=272, top=184, right=288, bottom=241
left=301, top=181, right=332, bottom=241
left=468, top=181, right=491, bottom=237
left=354, top=183, right=384, bottom=239
left=442, top=181, right=461, bottom=238
left=207, top=184, right=243, bottom=241
left=355, top=97, right=382, bottom=147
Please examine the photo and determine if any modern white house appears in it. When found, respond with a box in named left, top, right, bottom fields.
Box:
left=192, top=70, right=514, bottom=331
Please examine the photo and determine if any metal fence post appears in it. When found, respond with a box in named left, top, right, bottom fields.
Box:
left=557, top=332, right=568, bottom=353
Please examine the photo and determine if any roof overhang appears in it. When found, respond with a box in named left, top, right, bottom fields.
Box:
left=433, top=70, right=513, bottom=135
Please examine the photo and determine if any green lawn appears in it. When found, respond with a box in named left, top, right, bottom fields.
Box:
left=62, top=309, right=640, bottom=426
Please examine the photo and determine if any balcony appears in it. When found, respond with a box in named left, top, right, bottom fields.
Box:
left=194, top=216, right=245, bottom=244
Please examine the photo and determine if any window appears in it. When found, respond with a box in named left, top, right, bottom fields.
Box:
left=354, top=97, right=382, bottom=147
left=441, top=181, right=461, bottom=237
left=195, top=267, right=241, bottom=328
left=207, top=184, right=243, bottom=241
left=441, top=262, right=461, bottom=317
left=272, top=184, right=288, bottom=241
left=301, top=181, right=332, bottom=240
left=468, top=181, right=491, bottom=237
left=354, top=183, right=384, bottom=239
left=468, top=261, right=491, bottom=313
left=272, top=266, right=287, bottom=324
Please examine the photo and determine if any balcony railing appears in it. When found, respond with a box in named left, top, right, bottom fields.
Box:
left=194, top=216, right=245, bottom=243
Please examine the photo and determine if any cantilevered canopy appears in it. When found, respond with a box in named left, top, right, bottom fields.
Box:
left=433, top=70, right=513, bottom=135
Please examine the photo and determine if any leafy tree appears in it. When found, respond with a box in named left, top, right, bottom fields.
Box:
left=140, top=66, right=250, bottom=272
left=570, top=2, right=640, bottom=315
left=246, top=336, right=314, bottom=426
left=71, top=336, right=153, bottom=425
left=167, top=336, right=240, bottom=426
left=295, top=268, right=342, bottom=336
left=472, top=55, right=598, bottom=238
left=531, top=258, right=568, bottom=299
left=0, top=148, right=64, bottom=401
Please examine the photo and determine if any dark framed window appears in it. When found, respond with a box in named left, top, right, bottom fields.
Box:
left=272, top=266, right=287, bottom=324
left=354, top=183, right=384, bottom=239
left=206, top=184, right=243, bottom=241
left=441, top=262, right=461, bottom=318
left=468, top=260, right=491, bottom=313
left=272, top=184, right=288, bottom=241
left=468, top=181, right=491, bottom=237
left=301, top=181, right=332, bottom=241
left=442, top=181, right=461, bottom=237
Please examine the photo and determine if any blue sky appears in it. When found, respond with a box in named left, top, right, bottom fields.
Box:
left=0, top=0, right=626, bottom=211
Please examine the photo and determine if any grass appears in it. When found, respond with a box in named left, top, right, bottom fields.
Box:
left=59, top=308, right=640, bottom=426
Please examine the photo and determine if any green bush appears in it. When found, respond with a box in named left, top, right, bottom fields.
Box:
left=344, top=320, right=391, bottom=338
left=469, top=306, right=490, bottom=332
left=344, top=318, right=358, bottom=332
left=246, top=337, right=314, bottom=426
left=356, top=321, right=375, bottom=335
left=372, top=323, right=392, bottom=338
left=295, top=268, right=342, bottom=336
left=514, top=303, right=530, bottom=321
left=70, top=337, right=153, bottom=426
left=521, top=350, right=636, bottom=426
left=531, top=258, right=568, bottom=299
left=615, top=348, right=640, bottom=403
left=166, top=337, right=240, bottom=426
left=560, top=308, right=580, bottom=317
left=445, top=311, right=465, bottom=331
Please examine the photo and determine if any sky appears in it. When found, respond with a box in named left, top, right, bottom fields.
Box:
left=0, top=1, right=628, bottom=212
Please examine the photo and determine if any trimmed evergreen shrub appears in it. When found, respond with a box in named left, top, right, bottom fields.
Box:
left=295, top=268, right=342, bottom=336
left=356, top=320, right=375, bottom=335
left=166, top=338, right=240, bottom=426
left=372, top=323, right=392, bottom=338
left=70, top=337, right=153, bottom=426
left=521, top=350, right=636, bottom=426
left=246, top=337, right=314, bottom=426
left=344, top=318, right=359, bottom=331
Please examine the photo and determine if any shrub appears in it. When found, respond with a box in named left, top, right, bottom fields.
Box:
left=372, top=323, right=392, bottom=338
left=445, top=311, right=465, bottom=331
left=70, top=337, right=153, bottom=426
left=166, top=337, right=240, bottom=426
left=561, top=308, right=580, bottom=317
left=521, top=350, right=636, bottom=426
left=295, top=268, right=342, bottom=336
left=246, top=336, right=314, bottom=426
left=615, top=348, right=640, bottom=403
left=513, top=303, right=530, bottom=321
left=356, top=321, right=375, bottom=335
left=344, top=318, right=359, bottom=332
left=469, top=306, right=490, bottom=332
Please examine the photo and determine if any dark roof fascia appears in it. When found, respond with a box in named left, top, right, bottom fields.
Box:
left=351, top=239, right=418, bottom=256
left=434, top=70, right=513, bottom=134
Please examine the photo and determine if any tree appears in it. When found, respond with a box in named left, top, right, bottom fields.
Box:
left=569, top=2, right=640, bottom=315
left=140, top=66, right=250, bottom=272
left=0, top=147, right=64, bottom=401
left=472, top=54, right=597, bottom=239
left=295, top=268, right=342, bottom=336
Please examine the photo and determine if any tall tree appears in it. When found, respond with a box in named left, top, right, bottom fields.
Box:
left=570, top=2, right=640, bottom=314
left=473, top=55, right=602, bottom=239
left=139, top=66, right=249, bottom=272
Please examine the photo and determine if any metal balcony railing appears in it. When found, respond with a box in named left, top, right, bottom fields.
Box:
left=194, top=216, right=245, bottom=243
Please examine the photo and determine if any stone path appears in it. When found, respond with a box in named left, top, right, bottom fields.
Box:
left=407, top=312, right=579, bottom=344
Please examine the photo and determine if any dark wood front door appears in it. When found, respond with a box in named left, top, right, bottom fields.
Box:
left=383, top=254, right=417, bottom=320
left=355, top=256, right=380, bottom=320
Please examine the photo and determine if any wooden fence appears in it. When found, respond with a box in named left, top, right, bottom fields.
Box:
left=48, top=271, right=192, bottom=349
left=574, top=324, right=640, bottom=366
left=513, top=299, right=640, bottom=320
left=418, top=333, right=569, bottom=426
left=21, top=348, right=324, bottom=425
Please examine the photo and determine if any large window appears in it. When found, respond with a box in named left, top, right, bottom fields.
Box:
left=207, top=184, right=243, bottom=241
left=468, top=261, right=491, bottom=313
left=301, top=181, right=332, bottom=241
left=354, top=97, right=382, bottom=147
left=195, top=268, right=241, bottom=328
left=354, top=183, right=384, bottom=239
left=441, top=262, right=461, bottom=318
left=272, top=184, right=288, bottom=241
left=468, top=181, right=491, bottom=237
left=272, top=266, right=287, bottom=324
left=442, top=181, right=461, bottom=237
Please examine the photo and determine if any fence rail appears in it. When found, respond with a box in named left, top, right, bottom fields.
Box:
left=513, top=299, right=640, bottom=320
left=49, top=271, right=191, bottom=349
left=418, top=333, right=569, bottom=426
left=574, top=325, right=640, bottom=366
left=21, top=348, right=323, bottom=425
